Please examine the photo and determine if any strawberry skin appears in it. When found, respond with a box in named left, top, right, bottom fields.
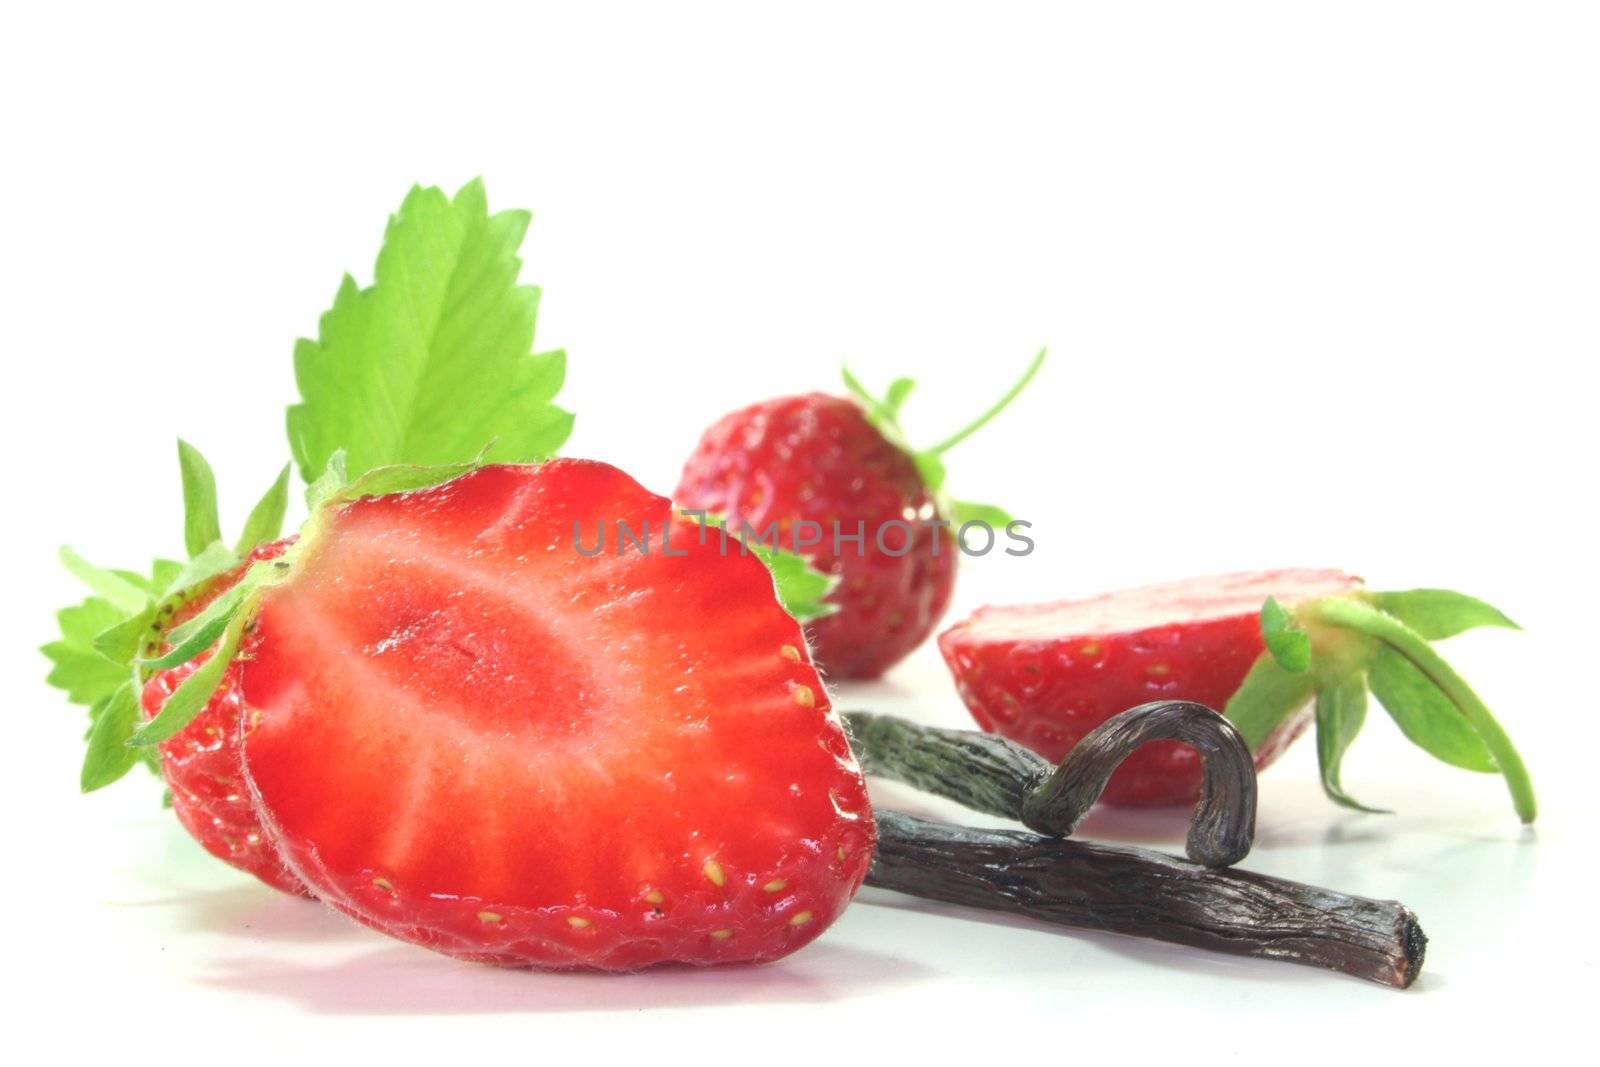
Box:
left=239, top=460, right=875, bottom=970
left=140, top=540, right=308, bottom=896
left=676, top=394, right=957, bottom=679
left=939, top=569, right=1364, bottom=806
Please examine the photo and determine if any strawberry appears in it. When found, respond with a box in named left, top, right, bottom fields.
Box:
left=940, top=569, right=1535, bottom=820
left=137, top=540, right=309, bottom=896
left=675, top=352, right=1045, bottom=678
left=225, top=460, right=874, bottom=969
left=940, top=570, right=1359, bottom=805
left=676, top=393, right=957, bottom=678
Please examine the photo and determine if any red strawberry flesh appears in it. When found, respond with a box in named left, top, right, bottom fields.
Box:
left=939, top=569, right=1364, bottom=806
left=240, top=460, right=875, bottom=969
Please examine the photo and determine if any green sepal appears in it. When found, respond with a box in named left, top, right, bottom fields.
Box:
left=58, top=547, right=148, bottom=613
left=81, top=682, right=142, bottom=793
left=139, top=581, right=250, bottom=670
left=149, top=559, right=185, bottom=590
left=1367, top=645, right=1497, bottom=773
left=337, top=452, right=491, bottom=503
left=161, top=541, right=240, bottom=600
left=235, top=464, right=292, bottom=555
left=42, top=598, right=132, bottom=707
left=882, top=377, right=915, bottom=418
left=93, top=601, right=160, bottom=665
left=1222, top=651, right=1317, bottom=750
left=1314, top=673, right=1389, bottom=813
left=1260, top=596, right=1311, bottom=673
left=841, top=347, right=1045, bottom=510
left=1373, top=588, right=1519, bottom=640
left=912, top=451, right=947, bottom=497
left=178, top=440, right=224, bottom=559
left=752, top=540, right=839, bottom=623
left=1305, top=595, right=1534, bottom=822
left=305, top=450, right=349, bottom=510
left=692, top=513, right=839, bottom=623
left=129, top=608, right=251, bottom=747
left=841, top=366, right=894, bottom=426
left=951, top=501, right=1013, bottom=529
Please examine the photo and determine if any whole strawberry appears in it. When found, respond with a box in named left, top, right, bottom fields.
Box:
left=676, top=352, right=1045, bottom=678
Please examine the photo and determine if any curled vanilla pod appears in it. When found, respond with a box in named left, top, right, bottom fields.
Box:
left=845, top=702, right=1426, bottom=988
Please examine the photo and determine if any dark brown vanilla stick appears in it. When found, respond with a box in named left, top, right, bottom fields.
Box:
left=847, top=704, right=1424, bottom=986
left=867, top=809, right=1427, bottom=988
left=845, top=702, right=1255, bottom=867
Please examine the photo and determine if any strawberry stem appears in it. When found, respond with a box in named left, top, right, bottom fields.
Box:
left=924, top=347, right=1047, bottom=456
left=1307, top=597, right=1537, bottom=824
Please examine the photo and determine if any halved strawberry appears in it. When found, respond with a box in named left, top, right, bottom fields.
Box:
left=237, top=460, right=875, bottom=969
left=940, top=568, right=1534, bottom=821
left=939, top=570, right=1364, bottom=805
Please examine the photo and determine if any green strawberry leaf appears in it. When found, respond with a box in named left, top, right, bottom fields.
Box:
left=1314, top=672, right=1389, bottom=813
left=81, top=683, right=141, bottom=793
left=1367, top=644, right=1497, bottom=773
left=287, top=179, right=572, bottom=485
left=235, top=464, right=292, bottom=555
left=1260, top=596, right=1311, bottom=673
left=1373, top=588, right=1519, bottom=640
left=178, top=440, right=224, bottom=559
left=1223, top=651, right=1317, bottom=750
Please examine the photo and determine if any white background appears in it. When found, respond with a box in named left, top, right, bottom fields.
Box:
left=3, top=2, right=1596, bottom=1061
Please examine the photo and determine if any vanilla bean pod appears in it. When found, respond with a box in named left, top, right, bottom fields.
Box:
left=844, top=701, right=1255, bottom=866
left=846, top=703, right=1425, bottom=987
left=867, top=809, right=1425, bottom=988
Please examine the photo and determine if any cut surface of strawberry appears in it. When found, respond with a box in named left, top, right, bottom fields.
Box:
left=939, top=569, right=1363, bottom=806
left=240, top=460, right=874, bottom=969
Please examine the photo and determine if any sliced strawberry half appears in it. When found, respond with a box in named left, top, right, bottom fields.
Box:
left=238, top=460, right=874, bottom=970
left=939, top=569, right=1364, bottom=806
